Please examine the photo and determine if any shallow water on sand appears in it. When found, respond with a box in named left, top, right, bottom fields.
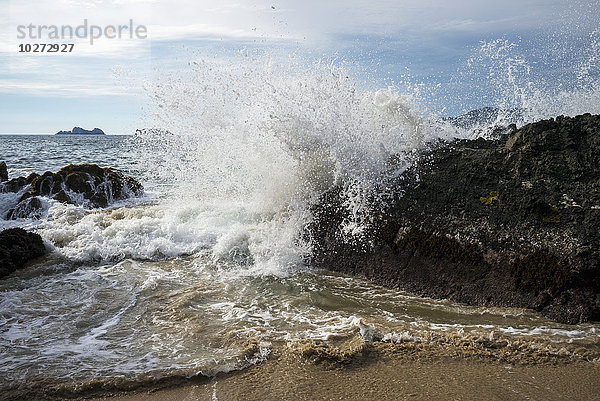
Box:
left=2, top=245, right=599, bottom=399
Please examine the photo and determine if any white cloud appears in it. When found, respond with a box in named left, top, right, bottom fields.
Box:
left=1, top=0, right=598, bottom=99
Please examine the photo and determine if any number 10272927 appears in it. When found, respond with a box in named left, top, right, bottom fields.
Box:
left=18, top=43, right=74, bottom=53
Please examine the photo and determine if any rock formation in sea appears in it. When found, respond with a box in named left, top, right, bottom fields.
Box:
left=309, top=113, right=600, bottom=324
left=0, top=164, right=144, bottom=219
left=0, top=161, right=7, bottom=182
left=56, top=127, right=105, bottom=135
left=0, top=228, right=46, bottom=278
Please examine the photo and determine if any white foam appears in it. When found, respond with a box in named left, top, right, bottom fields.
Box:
left=37, top=201, right=217, bottom=261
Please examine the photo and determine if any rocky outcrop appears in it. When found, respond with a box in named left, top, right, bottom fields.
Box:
left=0, top=164, right=143, bottom=219
left=56, top=127, right=105, bottom=135
left=0, top=228, right=46, bottom=278
left=0, top=161, right=7, bottom=182
left=8, top=197, right=43, bottom=220
left=0, top=173, right=40, bottom=194
left=309, top=114, right=600, bottom=324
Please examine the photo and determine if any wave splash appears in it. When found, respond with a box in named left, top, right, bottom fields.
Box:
left=123, top=56, right=451, bottom=273
left=34, top=35, right=600, bottom=271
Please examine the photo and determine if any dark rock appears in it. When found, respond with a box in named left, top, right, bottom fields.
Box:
left=7, top=197, right=43, bottom=219
left=65, top=172, right=93, bottom=196
left=53, top=190, right=72, bottom=204
left=0, top=173, right=39, bottom=194
left=309, top=114, right=600, bottom=324
left=56, top=127, right=105, bottom=135
left=511, top=251, right=572, bottom=295
left=1, top=163, right=143, bottom=218
left=90, top=193, right=108, bottom=208
left=0, top=161, right=7, bottom=182
left=0, top=228, right=46, bottom=278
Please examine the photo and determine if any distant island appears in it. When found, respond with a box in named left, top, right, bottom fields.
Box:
left=56, top=127, right=105, bottom=135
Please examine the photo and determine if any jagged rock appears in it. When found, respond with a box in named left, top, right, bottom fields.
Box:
left=0, top=228, right=46, bottom=278
left=0, top=161, right=7, bottom=182
left=1, top=164, right=143, bottom=219
left=309, top=114, right=600, bottom=324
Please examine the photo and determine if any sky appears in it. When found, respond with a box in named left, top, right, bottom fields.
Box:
left=0, top=0, right=598, bottom=133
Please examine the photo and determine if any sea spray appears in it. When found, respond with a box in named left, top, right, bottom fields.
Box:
left=459, top=34, right=600, bottom=129
left=130, top=55, right=450, bottom=270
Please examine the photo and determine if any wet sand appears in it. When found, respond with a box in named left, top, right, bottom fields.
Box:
left=87, top=342, right=600, bottom=401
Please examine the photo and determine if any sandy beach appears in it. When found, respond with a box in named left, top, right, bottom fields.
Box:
left=83, top=340, right=600, bottom=401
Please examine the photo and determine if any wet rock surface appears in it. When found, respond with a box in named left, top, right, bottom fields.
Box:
left=309, top=114, right=600, bottom=324
left=0, top=161, right=7, bottom=182
left=7, top=197, right=43, bottom=220
left=0, top=164, right=143, bottom=219
left=0, top=228, right=46, bottom=278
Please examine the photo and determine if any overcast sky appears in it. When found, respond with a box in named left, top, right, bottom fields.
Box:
left=0, top=0, right=598, bottom=133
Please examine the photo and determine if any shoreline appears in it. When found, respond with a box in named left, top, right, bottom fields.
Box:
left=5, top=335, right=596, bottom=401
left=83, top=342, right=600, bottom=401
left=2, top=263, right=599, bottom=401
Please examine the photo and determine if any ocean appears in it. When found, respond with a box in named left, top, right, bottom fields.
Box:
left=1, top=56, right=600, bottom=399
